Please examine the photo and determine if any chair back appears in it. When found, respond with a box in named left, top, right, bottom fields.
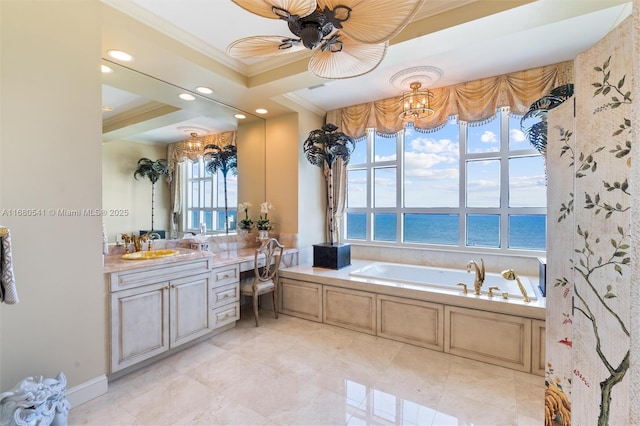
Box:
left=254, top=238, right=284, bottom=283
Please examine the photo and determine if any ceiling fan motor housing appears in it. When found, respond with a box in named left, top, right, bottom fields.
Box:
left=286, top=10, right=334, bottom=50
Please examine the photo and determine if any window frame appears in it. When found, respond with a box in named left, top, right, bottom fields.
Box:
left=182, top=159, right=238, bottom=234
left=343, top=108, right=547, bottom=255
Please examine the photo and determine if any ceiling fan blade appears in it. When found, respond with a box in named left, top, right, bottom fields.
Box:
left=232, top=0, right=317, bottom=20
left=227, top=36, right=305, bottom=58
left=308, top=32, right=387, bottom=79
left=317, top=0, right=424, bottom=44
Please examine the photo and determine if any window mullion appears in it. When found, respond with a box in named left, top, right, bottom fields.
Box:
left=459, top=121, right=468, bottom=247
left=500, top=109, right=510, bottom=249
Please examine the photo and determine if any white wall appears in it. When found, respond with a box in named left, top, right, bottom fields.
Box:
left=102, top=140, right=170, bottom=241
left=0, top=0, right=105, bottom=389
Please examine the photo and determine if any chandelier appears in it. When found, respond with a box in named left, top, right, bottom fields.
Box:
left=399, top=81, right=434, bottom=121
left=184, top=132, right=202, bottom=155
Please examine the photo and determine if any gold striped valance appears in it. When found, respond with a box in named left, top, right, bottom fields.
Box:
left=326, top=61, right=574, bottom=138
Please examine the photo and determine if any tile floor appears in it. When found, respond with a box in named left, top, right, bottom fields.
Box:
left=69, top=306, right=544, bottom=425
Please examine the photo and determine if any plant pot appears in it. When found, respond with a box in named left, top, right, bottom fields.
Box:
left=258, top=230, right=269, bottom=240
left=313, top=242, right=351, bottom=269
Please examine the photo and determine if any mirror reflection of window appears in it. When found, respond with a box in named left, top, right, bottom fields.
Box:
left=184, top=159, right=238, bottom=233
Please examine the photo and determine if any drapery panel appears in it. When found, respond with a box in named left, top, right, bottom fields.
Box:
left=326, top=61, right=573, bottom=138
left=167, top=130, right=237, bottom=237
left=324, top=158, right=347, bottom=244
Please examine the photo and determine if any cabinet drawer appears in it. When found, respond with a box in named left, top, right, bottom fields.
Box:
left=212, top=265, right=239, bottom=287
left=110, top=258, right=211, bottom=292
left=211, top=302, right=240, bottom=328
left=240, top=257, right=267, bottom=272
left=211, top=282, right=239, bottom=309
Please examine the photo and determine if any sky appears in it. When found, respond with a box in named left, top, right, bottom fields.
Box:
left=347, top=113, right=547, bottom=209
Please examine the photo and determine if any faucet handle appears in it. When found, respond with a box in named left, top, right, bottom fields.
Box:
left=487, top=286, right=500, bottom=297
left=457, top=282, right=468, bottom=294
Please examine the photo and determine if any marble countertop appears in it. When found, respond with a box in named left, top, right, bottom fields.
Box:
left=104, top=247, right=297, bottom=274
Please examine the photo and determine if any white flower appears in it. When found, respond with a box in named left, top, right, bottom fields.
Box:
left=260, top=202, right=272, bottom=214
left=238, top=201, right=252, bottom=212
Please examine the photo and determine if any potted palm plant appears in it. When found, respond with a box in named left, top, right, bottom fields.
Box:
left=203, top=141, right=237, bottom=235
left=303, top=123, right=355, bottom=269
left=521, top=83, right=574, bottom=154
left=134, top=158, right=171, bottom=238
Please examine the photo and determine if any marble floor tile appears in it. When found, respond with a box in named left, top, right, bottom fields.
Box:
left=68, top=306, right=544, bottom=425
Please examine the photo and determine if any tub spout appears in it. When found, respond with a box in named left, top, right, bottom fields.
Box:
left=501, top=268, right=530, bottom=302
left=466, top=259, right=485, bottom=295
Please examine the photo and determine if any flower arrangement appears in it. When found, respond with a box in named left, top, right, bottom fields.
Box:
left=256, top=201, right=273, bottom=231
left=237, top=201, right=253, bottom=230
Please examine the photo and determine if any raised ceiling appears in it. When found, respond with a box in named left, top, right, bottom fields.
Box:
left=101, top=0, right=631, bottom=143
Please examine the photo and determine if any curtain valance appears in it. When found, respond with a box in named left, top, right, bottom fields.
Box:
left=167, top=130, right=237, bottom=172
left=326, top=61, right=573, bottom=138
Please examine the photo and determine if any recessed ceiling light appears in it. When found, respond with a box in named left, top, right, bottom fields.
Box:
left=102, top=106, right=113, bottom=111
left=101, top=65, right=113, bottom=73
left=196, top=86, right=213, bottom=94
left=179, top=93, right=196, bottom=101
left=255, top=108, right=268, bottom=114
left=107, top=50, right=134, bottom=62
left=234, top=113, right=246, bottom=119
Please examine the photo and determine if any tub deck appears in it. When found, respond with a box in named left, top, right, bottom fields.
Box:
left=280, top=259, right=545, bottom=320
left=279, top=259, right=546, bottom=375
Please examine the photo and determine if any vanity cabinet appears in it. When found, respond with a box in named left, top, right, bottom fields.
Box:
left=109, top=258, right=219, bottom=374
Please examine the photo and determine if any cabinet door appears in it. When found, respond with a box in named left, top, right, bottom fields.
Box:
left=323, top=286, right=375, bottom=334
left=531, top=319, right=546, bottom=376
left=170, top=273, right=211, bottom=347
left=445, top=306, right=531, bottom=373
left=280, top=278, right=322, bottom=322
left=377, top=295, right=444, bottom=350
left=111, top=282, right=169, bottom=373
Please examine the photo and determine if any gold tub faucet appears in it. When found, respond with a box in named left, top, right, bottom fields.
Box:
left=466, top=258, right=485, bottom=295
left=501, top=268, right=530, bottom=302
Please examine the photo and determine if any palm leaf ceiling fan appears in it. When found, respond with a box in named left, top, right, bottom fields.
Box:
left=227, top=0, right=425, bottom=79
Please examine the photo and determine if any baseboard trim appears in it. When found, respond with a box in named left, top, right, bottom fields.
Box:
left=66, top=374, right=108, bottom=408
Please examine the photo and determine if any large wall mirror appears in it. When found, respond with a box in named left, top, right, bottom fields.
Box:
left=101, top=60, right=266, bottom=241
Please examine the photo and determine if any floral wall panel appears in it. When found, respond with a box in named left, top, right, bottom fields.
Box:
left=631, top=2, right=640, bottom=424
left=545, top=100, right=575, bottom=426
left=572, top=17, right=632, bottom=425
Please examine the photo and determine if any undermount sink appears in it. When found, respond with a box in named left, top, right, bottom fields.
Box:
left=121, top=249, right=180, bottom=260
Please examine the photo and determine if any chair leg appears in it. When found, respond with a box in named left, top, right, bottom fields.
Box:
left=272, top=289, right=278, bottom=319
left=253, top=293, right=260, bottom=327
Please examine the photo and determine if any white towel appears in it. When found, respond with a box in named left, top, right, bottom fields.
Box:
left=1, top=227, right=19, bottom=304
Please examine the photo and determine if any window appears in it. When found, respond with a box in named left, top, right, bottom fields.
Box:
left=344, top=108, right=546, bottom=252
left=183, top=159, right=238, bottom=233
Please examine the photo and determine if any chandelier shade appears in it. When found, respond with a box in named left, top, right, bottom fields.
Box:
left=185, top=132, right=202, bottom=155
left=399, top=82, right=434, bottom=121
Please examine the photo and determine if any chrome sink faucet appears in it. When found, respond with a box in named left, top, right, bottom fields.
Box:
left=467, top=258, right=485, bottom=295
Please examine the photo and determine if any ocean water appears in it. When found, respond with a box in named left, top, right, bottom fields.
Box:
left=347, top=213, right=546, bottom=250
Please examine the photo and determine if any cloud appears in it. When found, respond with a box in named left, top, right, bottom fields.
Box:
left=468, top=179, right=499, bottom=189
left=409, top=137, right=459, bottom=155
left=510, top=128, right=526, bottom=143
left=480, top=130, right=498, bottom=143
left=374, top=154, right=396, bottom=162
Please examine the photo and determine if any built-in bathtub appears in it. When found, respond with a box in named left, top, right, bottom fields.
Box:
left=279, top=259, right=546, bottom=375
left=349, top=261, right=537, bottom=301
